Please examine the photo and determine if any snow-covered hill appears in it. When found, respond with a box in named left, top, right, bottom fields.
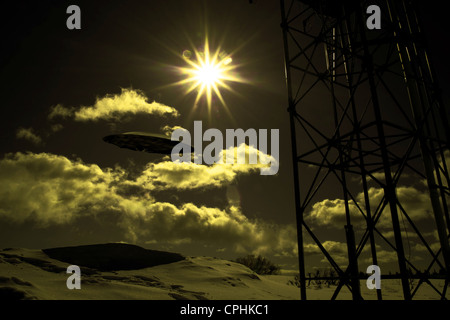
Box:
left=0, top=244, right=447, bottom=300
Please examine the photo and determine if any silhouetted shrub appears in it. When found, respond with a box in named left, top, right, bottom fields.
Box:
left=288, top=268, right=339, bottom=289
left=235, top=255, right=281, bottom=275
left=287, top=275, right=301, bottom=287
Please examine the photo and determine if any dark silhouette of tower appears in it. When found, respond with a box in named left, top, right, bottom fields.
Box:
left=280, top=0, right=450, bottom=300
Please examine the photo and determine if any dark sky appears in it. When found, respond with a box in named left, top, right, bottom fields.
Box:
left=0, top=0, right=449, bottom=274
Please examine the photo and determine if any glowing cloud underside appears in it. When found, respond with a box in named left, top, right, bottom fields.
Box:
left=176, top=38, right=244, bottom=115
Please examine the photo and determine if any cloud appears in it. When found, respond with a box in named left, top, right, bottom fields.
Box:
left=136, top=161, right=244, bottom=190
left=161, top=125, right=185, bottom=137
left=0, top=152, right=296, bottom=255
left=307, top=198, right=364, bottom=228
left=304, top=239, right=406, bottom=267
left=304, top=240, right=348, bottom=256
left=361, top=250, right=399, bottom=264
left=136, top=160, right=257, bottom=190
left=305, top=185, right=438, bottom=268
left=0, top=152, right=124, bottom=225
left=51, top=124, right=64, bottom=133
left=48, top=104, right=75, bottom=120
left=134, top=144, right=277, bottom=190
left=122, top=203, right=297, bottom=256
left=382, top=230, right=419, bottom=241
left=49, top=88, right=179, bottom=122
left=302, top=241, right=350, bottom=266
left=307, top=186, right=433, bottom=230
left=363, top=186, right=433, bottom=228
left=411, top=241, right=441, bottom=254
left=16, top=128, right=43, bottom=145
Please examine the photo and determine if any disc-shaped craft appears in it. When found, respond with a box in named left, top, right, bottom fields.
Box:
left=103, top=132, right=193, bottom=155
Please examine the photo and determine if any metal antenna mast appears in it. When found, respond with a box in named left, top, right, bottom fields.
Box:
left=280, top=0, right=450, bottom=300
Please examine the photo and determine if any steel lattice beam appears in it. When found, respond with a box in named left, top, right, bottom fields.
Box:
left=280, top=0, right=450, bottom=300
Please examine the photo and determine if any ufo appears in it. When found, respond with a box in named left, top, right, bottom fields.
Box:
left=103, top=132, right=193, bottom=155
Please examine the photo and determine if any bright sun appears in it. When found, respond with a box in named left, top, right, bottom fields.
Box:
left=175, top=38, right=243, bottom=115
left=197, top=64, right=220, bottom=86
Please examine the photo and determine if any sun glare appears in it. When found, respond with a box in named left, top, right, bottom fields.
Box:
left=197, top=64, right=221, bottom=86
left=175, top=38, right=244, bottom=116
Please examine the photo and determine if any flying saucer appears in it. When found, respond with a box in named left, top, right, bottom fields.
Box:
left=103, top=132, right=193, bottom=155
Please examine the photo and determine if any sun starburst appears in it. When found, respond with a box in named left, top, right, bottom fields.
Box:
left=175, top=38, right=243, bottom=116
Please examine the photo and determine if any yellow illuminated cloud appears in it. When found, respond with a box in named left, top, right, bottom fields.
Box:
left=0, top=152, right=296, bottom=256
left=48, top=88, right=179, bottom=122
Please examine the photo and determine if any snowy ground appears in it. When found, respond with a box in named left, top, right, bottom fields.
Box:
left=0, top=245, right=448, bottom=300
